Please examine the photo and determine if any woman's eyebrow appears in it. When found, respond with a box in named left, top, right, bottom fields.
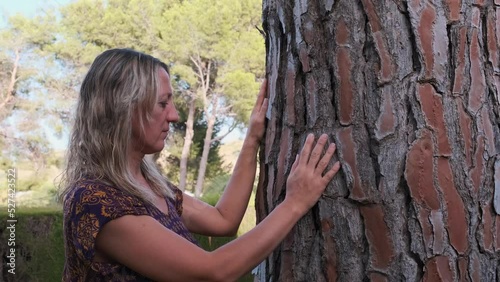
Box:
left=159, top=92, right=173, bottom=99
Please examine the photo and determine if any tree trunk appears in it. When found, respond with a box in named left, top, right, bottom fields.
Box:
left=256, top=0, right=500, bottom=281
left=179, top=95, right=196, bottom=191
left=1, top=48, right=20, bottom=113
left=195, top=95, right=219, bottom=198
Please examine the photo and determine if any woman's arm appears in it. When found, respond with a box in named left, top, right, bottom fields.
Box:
left=95, top=133, right=340, bottom=282
left=181, top=80, right=268, bottom=236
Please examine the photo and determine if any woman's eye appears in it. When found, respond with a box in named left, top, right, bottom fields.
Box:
left=159, top=102, right=168, bottom=108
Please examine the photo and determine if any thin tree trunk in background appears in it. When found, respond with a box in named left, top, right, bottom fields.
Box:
left=0, top=48, right=19, bottom=113
left=256, top=0, right=500, bottom=281
left=195, top=95, right=219, bottom=198
left=179, top=95, right=196, bottom=191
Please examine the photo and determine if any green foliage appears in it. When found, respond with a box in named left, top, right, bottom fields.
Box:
left=192, top=121, right=229, bottom=180
left=220, top=70, right=260, bottom=123
left=160, top=0, right=265, bottom=124
left=170, top=64, right=198, bottom=87
left=200, top=173, right=231, bottom=205
left=199, top=174, right=257, bottom=237
left=0, top=207, right=65, bottom=282
left=7, top=14, right=57, bottom=46
left=0, top=11, right=70, bottom=171
left=162, top=109, right=230, bottom=192
left=237, top=192, right=257, bottom=236
left=0, top=163, right=61, bottom=207
left=193, top=233, right=235, bottom=252
left=161, top=0, right=237, bottom=61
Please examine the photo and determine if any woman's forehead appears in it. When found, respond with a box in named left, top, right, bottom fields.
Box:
left=158, top=68, right=173, bottom=97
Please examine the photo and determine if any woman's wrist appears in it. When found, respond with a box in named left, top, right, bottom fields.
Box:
left=280, top=198, right=308, bottom=219
left=243, top=134, right=261, bottom=150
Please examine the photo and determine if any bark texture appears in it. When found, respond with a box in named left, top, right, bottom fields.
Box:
left=256, top=0, right=500, bottom=281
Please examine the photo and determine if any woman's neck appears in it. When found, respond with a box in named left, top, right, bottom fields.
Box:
left=128, top=148, right=145, bottom=181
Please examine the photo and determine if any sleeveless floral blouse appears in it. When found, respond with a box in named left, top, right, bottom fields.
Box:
left=62, top=179, right=198, bottom=281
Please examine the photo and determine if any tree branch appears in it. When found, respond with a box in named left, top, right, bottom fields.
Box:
left=0, top=48, right=20, bottom=111
left=211, top=120, right=238, bottom=143
left=190, top=55, right=204, bottom=81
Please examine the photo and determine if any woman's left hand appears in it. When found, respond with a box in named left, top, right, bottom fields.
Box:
left=246, top=79, right=269, bottom=145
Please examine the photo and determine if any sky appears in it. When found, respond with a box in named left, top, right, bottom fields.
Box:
left=0, top=0, right=72, bottom=28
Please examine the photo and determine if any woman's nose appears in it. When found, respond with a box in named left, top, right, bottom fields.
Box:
left=167, top=106, right=179, bottom=122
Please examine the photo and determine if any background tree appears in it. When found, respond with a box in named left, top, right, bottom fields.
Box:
left=48, top=0, right=264, bottom=196
left=1, top=0, right=264, bottom=204
left=0, top=13, right=71, bottom=206
left=41, top=0, right=195, bottom=187
left=0, top=14, right=59, bottom=166
left=256, top=0, right=500, bottom=281
left=159, top=0, right=265, bottom=195
left=158, top=105, right=230, bottom=192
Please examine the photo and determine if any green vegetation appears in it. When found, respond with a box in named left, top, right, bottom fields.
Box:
left=0, top=163, right=61, bottom=207
left=201, top=179, right=257, bottom=236
left=0, top=207, right=64, bottom=282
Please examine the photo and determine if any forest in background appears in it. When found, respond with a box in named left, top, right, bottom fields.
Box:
left=0, top=0, right=265, bottom=208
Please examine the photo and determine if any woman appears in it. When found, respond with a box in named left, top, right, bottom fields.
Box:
left=59, top=48, right=341, bottom=281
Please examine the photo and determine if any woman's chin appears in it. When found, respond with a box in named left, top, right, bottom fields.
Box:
left=140, top=144, right=165, bottom=155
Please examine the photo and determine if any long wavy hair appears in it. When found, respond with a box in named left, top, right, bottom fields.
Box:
left=58, top=48, right=174, bottom=203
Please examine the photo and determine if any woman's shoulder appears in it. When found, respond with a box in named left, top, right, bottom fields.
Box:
left=66, top=178, right=147, bottom=213
left=69, top=178, right=125, bottom=200
left=164, top=181, right=184, bottom=215
left=165, top=181, right=181, bottom=195
left=64, top=177, right=150, bottom=226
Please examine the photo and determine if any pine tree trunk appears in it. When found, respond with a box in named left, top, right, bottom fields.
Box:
left=195, top=98, right=218, bottom=198
left=179, top=96, right=196, bottom=191
left=1, top=48, right=19, bottom=114
left=256, top=0, right=500, bottom=281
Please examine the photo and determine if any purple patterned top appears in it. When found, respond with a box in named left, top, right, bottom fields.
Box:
left=62, top=179, right=198, bottom=281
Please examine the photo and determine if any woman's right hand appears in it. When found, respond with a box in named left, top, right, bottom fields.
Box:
left=284, top=133, right=341, bottom=216
left=245, top=79, right=269, bottom=146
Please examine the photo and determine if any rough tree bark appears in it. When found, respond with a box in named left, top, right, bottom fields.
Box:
left=256, top=0, right=500, bottom=281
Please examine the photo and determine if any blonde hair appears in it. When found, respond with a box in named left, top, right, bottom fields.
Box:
left=58, top=48, right=174, bottom=203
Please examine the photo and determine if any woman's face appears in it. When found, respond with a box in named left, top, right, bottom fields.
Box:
left=131, top=67, right=179, bottom=154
